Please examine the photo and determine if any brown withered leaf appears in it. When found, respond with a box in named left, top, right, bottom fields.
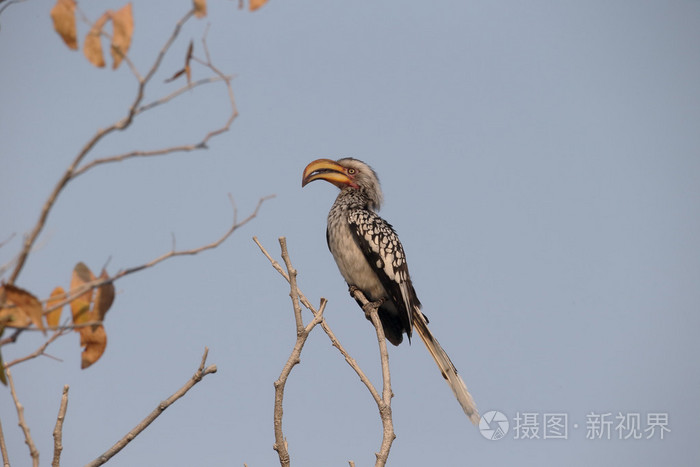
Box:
left=66, top=263, right=113, bottom=369
left=193, top=0, right=207, bottom=18
left=70, top=262, right=96, bottom=325
left=0, top=286, right=32, bottom=328
left=110, top=3, right=134, bottom=69
left=84, top=12, right=110, bottom=68
left=0, top=284, right=45, bottom=333
left=250, top=0, right=269, bottom=11
left=79, top=324, right=107, bottom=369
left=46, top=286, right=66, bottom=328
left=50, top=0, right=78, bottom=50
left=93, top=269, right=115, bottom=323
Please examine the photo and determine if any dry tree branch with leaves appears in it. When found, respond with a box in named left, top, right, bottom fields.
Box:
left=0, top=0, right=246, bottom=365
left=0, top=1, right=270, bottom=465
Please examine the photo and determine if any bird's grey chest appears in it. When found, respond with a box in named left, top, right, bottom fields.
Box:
left=327, top=208, right=386, bottom=299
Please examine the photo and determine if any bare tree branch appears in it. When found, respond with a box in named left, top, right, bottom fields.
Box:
left=253, top=237, right=382, bottom=402
left=272, top=237, right=327, bottom=467
left=252, top=237, right=317, bottom=312
left=137, top=76, right=230, bottom=114
left=350, top=288, right=395, bottom=466
left=3, top=327, right=68, bottom=368
left=279, top=238, right=305, bottom=334
left=254, top=237, right=396, bottom=466
left=6, top=368, right=39, bottom=467
left=0, top=412, right=11, bottom=467
left=52, top=385, right=69, bottom=467
left=85, top=348, right=217, bottom=467
left=70, top=62, right=236, bottom=179
left=114, top=195, right=272, bottom=278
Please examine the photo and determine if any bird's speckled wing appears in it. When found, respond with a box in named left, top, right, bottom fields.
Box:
left=347, top=208, right=420, bottom=338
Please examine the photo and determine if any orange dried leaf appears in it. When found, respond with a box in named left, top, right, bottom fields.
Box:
left=50, top=0, right=78, bottom=50
left=93, top=269, right=115, bottom=322
left=70, top=262, right=96, bottom=325
left=84, top=12, right=110, bottom=68
left=79, top=324, right=107, bottom=369
left=0, top=285, right=32, bottom=328
left=110, top=3, right=134, bottom=69
left=250, top=0, right=268, bottom=11
left=0, top=284, right=45, bottom=333
left=46, top=286, right=66, bottom=328
left=193, top=0, right=207, bottom=18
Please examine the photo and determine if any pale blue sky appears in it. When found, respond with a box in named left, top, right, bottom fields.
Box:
left=1, top=1, right=699, bottom=466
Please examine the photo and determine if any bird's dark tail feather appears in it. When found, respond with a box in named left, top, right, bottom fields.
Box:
left=413, top=309, right=480, bottom=425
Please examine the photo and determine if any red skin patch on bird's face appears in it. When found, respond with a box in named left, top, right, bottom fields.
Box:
left=330, top=178, right=359, bottom=190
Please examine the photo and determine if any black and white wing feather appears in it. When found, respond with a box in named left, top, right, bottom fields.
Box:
left=347, top=209, right=420, bottom=340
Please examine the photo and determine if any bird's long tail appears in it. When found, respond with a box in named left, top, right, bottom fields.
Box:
left=413, top=309, right=480, bottom=425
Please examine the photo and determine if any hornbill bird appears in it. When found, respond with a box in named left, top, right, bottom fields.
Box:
left=302, top=157, right=479, bottom=425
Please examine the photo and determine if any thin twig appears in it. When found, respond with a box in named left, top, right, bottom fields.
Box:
left=191, top=29, right=239, bottom=142
left=0, top=233, right=14, bottom=250
left=352, top=289, right=395, bottom=467
left=52, top=385, right=69, bottom=467
left=137, top=76, right=230, bottom=114
left=272, top=238, right=327, bottom=467
left=0, top=413, right=10, bottom=467
left=6, top=320, right=120, bottom=334
left=0, top=0, right=27, bottom=18
left=84, top=348, right=217, bottom=467
left=6, top=368, right=39, bottom=467
left=3, top=328, right=68, bottom=368
left=72, top=146, right=202, bottom=179
left=252, top=237, right=317, bottom=312
left=6, top=320, right=123, bottom=334
left=253, top=237, right=382, bottom=404
left=115, top=195, right=271, bottom=278
left=279, top=238, right=304, bottom=334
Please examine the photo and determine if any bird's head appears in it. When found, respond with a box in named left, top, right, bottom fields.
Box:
left=302, top=157, right=383, bottom=209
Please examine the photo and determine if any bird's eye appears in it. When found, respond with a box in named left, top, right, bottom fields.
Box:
left=347, top=168, right=356, bottom=175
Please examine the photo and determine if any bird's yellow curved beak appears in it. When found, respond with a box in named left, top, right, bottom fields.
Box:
left=302, top=159, right=353, bottom=188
